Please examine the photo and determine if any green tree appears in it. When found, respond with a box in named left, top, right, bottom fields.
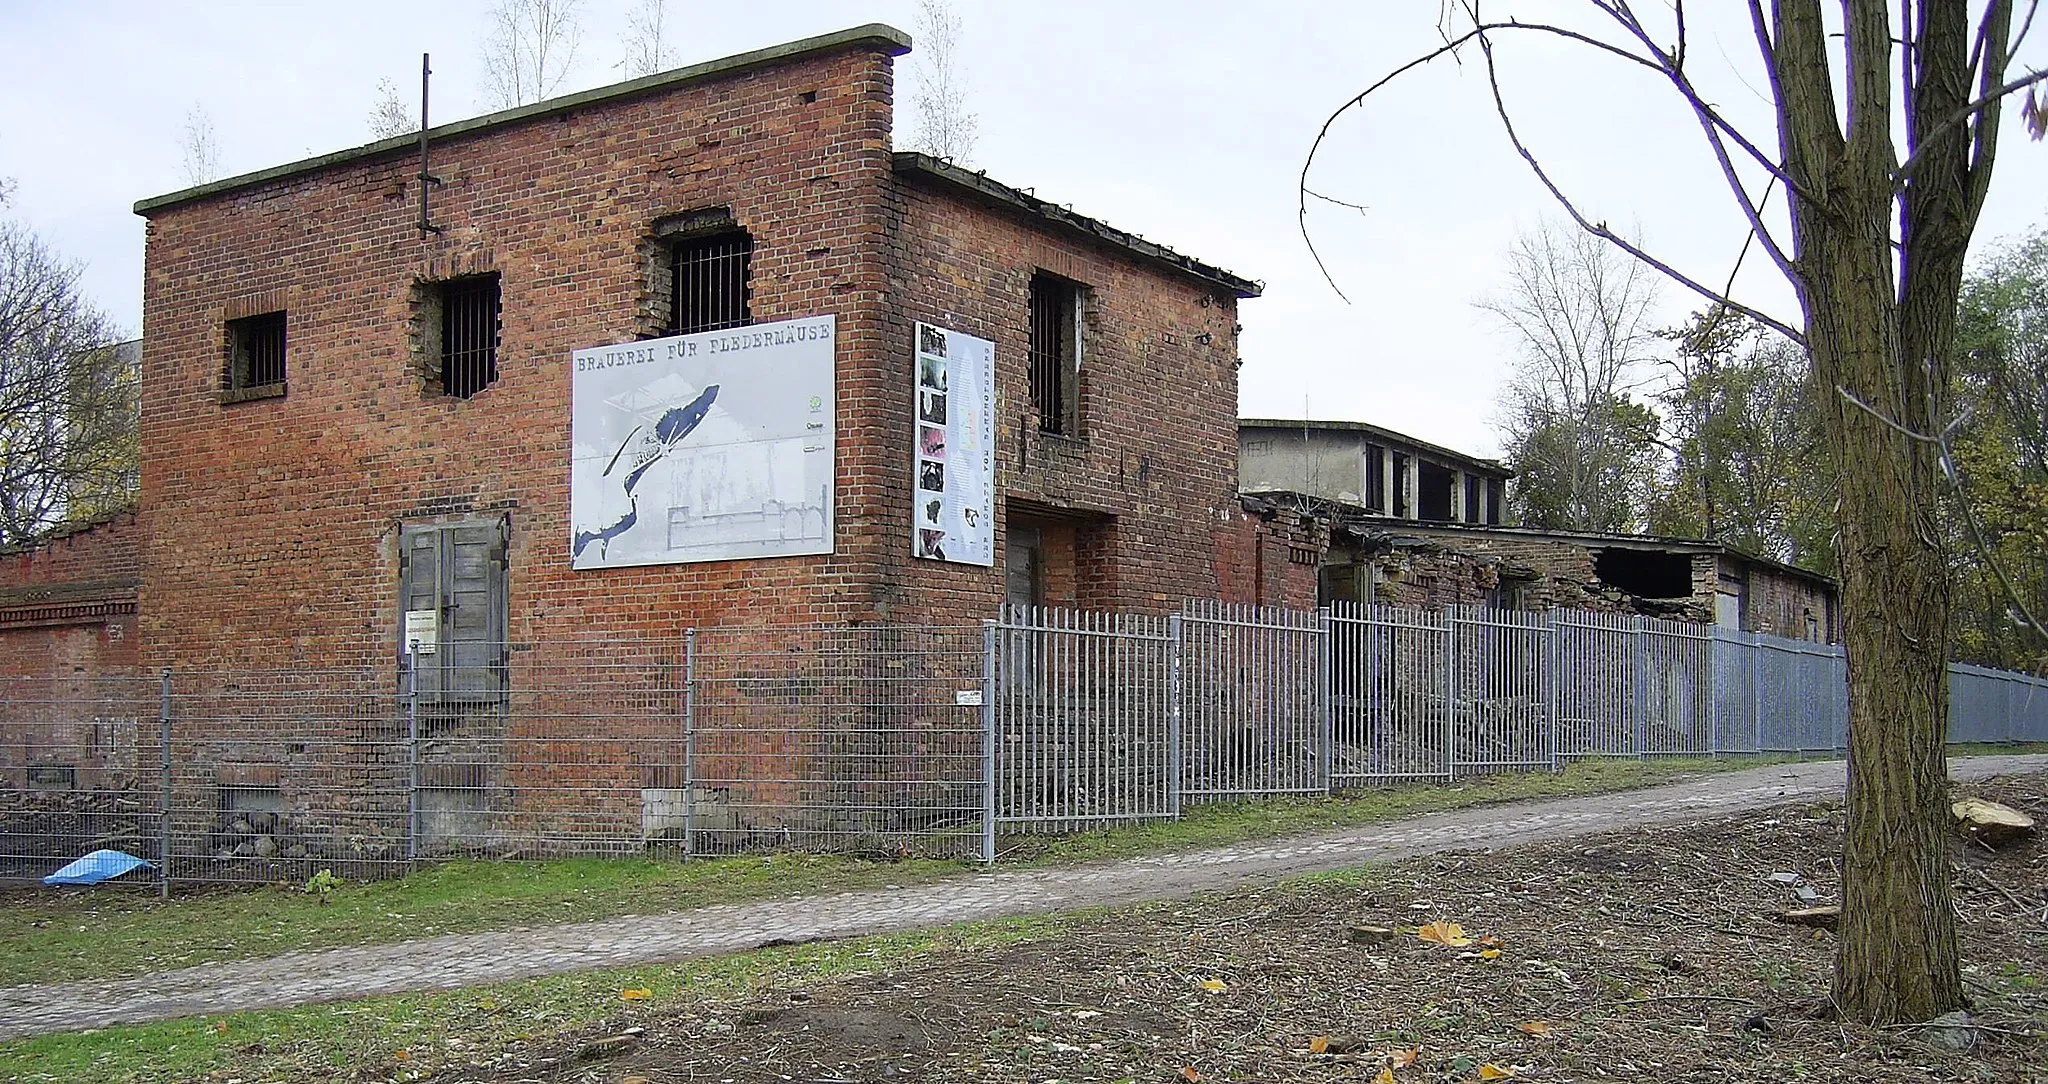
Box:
left=1650, top=309, right=1835, bottom=572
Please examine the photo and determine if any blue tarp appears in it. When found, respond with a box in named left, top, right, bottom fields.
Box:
left=42, top=849, right=154, bottom=886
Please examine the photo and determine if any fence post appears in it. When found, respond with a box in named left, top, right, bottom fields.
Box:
left=157, top=669, right=172, bottom=899
left=404, top=643, right=420, bottom=865
left=981, top=619, right=998, bottom=864
left=1750, top=633, right=1765, bottom=752
left=1316, top=606, right=1333, bottom=796
left=683, top=627, right=697, bottom=860
left=1167, top=613, right=1184, bottom=818
left=1546, top=611, right=1563, bottom=773
left=1630, top=616, right=1648, bottom=756
left=1441, top=607, right=1458, bottom=780
left=1706, top=630, right=1721, bottom=758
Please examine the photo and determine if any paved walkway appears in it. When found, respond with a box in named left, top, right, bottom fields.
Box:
left=3, top=755, right=2042, bottom=1039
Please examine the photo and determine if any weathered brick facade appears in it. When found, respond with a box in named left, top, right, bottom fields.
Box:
left=121, top=25, right=1264, bottom=675
left=0, top=512, right=140, bottom=681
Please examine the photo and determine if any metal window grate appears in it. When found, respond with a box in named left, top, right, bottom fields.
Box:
left=440, top=275, right=501, bottom=399
left=226, top=311, right=286, bottom=389
left=1028, top=272, right=1077, bottom=434
left=671, top=232, right=751, bottom=335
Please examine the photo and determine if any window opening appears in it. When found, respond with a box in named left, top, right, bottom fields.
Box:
left=1028, top=272, right=1080, bottom=434
left=438, top=275, right=500, bottom=398
left=225, top=311, right=286, bottom=390
left=1364, top=444, right=1386, bottom=513
left=670, top=231, right=752, bottom=335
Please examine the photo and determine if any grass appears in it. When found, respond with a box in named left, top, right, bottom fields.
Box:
left=0, top=914, right=1076, bottom=1084
left=0, top=755, right=1787, bottom=989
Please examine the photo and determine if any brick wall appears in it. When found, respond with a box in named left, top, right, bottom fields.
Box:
left=136, top=42, right=908, bottom=673
left=876, top=169, right=1250, bottom=620
left=0, top=513, right=142, bottom=681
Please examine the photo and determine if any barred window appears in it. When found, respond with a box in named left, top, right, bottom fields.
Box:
left=437, top=274, right=501, bottom=399
left=1028, top=271, right=1082, bottom=435
left=224, top=311, right=286, bottom=393
left=670, top=231, right=751, bottom=335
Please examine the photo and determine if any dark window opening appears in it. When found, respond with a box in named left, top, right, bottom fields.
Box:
left=437, top=275, right=501, bottom=399
left=1028, top=271, right=1081, bottom=435
left=1594, top=548, right=1694, bottom=599
left=1392, top=452, right=1411, bottom=517
left=1464, top=475, right=1482, bottom=522
left=1364, top=444, right=1386, bottom=513
left=225, top=311, right=286, bottom=391
left=1418, top=461, right=1455, bottom=522
left=670, top=231, right=752, bottom=335
left=1486, top=478, right=1503, bottom=525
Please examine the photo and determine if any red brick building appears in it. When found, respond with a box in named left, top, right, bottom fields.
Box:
left=121, top=23, right=1278, bottom=676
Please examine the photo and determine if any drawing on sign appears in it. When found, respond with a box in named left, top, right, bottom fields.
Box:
left=570, top=315, right=835, bottom=568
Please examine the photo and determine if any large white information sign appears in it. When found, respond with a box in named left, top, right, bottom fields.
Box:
left=911, top=322, right=995, bottom=566
left=570, top=315, right=835, bottom=569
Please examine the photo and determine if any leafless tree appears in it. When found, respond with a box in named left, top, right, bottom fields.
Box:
left=368, top=77, right=416, bottom=139
left=481, top=0, right=585, bottom=109
left=178, top=105, right=220, bottom=186
left=621, top=0, right=673, bottom=78
left=910, top=0, right=978, bottom=163
left=1488, top=222, right=1664, bottom=530
left=0, top=219, right=135, bottom=547
left=1303, top=2, right=2048, bottom=1024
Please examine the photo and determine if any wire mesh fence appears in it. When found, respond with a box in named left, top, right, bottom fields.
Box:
left=5, top=604, right=2048, bottom=888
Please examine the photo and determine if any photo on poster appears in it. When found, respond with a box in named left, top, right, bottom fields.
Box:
left=919, top=425, right=946, bottom=459
left=921, top=498, right=943, bottom=527
left=918, top=324, right=948, bottom=357
left=918, top=529, right=947, bottom=559
left=918, top=354, right=948, bottom=391
left=919, top=459, right=945, bottom=492
left=918, top=389, right=947, bottom=425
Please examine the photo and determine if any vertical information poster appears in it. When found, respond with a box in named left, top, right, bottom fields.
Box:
left=911, top=322, right=995, bottom=565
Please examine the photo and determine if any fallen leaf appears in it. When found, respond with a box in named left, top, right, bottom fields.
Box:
left=1416, top=920, right=1473, bottom=947
left=1180, top=1067, right=1204, bottom=1082
left=1391, top=1046, right=1421, bottom=1066
left=1198, top=978, right=1228, bottom=993
left=1308, top=1035, right=1332, bottom=1054
left=619, top=987, right=652, bottom=1001
left=1478, top=1064, right=1516, bottom=1081
left=1372, top=1066, right=1396, bottom=1084
left=209, top=1021, right=229, bottom=1035
left=623, top=1077, right=651, bottom=1084
left=393, top=1049, right=411, bottom=1061
left=1479, top=948, right=1502, bottom=960
left=1516, top=1020, right=1554, bottom=1038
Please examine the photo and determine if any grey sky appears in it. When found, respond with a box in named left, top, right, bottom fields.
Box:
left=3, top=2, right=2044, bottom=459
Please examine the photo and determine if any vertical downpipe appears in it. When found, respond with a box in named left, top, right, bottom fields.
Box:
left=980, top=620, right=998, bottom=864
left=404, top=644, right=420, bottom=866
left=1166, top=613, right=1184, bottom=818
left=683, top=628, right=697, bottom=859
left=157, top=669, right=172, bottom=899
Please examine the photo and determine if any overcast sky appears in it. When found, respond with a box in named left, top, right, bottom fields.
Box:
left=3, top=2, right=2045, bottom=459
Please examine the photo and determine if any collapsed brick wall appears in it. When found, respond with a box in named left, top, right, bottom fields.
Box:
left=1333, top=533, right=1720, bottom=623
left=1212, top=508, right=1325, bottom=610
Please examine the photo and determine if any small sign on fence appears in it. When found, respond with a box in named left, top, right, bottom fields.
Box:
left=956, top=689, right=984, bottom=706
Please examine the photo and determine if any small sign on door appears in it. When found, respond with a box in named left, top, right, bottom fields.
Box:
left=403, top=610, right=439, bottom=654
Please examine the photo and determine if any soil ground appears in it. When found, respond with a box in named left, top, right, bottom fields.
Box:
left=444, top=774, right=2048, bottom=1084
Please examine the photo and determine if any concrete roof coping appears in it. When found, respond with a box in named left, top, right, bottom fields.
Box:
left=893, top=152, right=1263, bottom=299
left=1238, top=417, right=1512, bottom=476
left=134, top=24, right=912, bottom=216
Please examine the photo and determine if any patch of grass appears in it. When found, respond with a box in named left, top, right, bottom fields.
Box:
left=0, top=914, right=1071, bottom=1084
left=0, top=754, right=1787, bottom=988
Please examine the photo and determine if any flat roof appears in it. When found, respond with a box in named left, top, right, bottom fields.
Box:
left=136, top=24, right=912, bottom=216
left=1239, top=417, right=1511, bottom=476
left=894, top=153, right=1261, bottom=298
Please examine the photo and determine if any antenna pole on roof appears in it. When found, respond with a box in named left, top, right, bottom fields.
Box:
left=416, top=52, right=443, bottom=235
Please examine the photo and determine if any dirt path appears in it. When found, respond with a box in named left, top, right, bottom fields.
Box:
left=1, top=754, right=2041, bottom=1040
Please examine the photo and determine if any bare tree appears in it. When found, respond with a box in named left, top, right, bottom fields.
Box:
left=621, top=0, right=674, bottom=78
left=1488, top=223, right=1665, bottom=531
left=1303, top=3, right=2048, bottom=1024
left=368, top=77, right=416, bottom=140
left=481, top=0, right=585, bottom=109
left=910, top=0, right=978, bottom=163
left=0, top=219, right=134, bottom=547
left=178, top=105, right=220, bottom=186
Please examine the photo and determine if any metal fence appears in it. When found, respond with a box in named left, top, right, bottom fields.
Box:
left=5, top=604, right=2048, bottom=887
